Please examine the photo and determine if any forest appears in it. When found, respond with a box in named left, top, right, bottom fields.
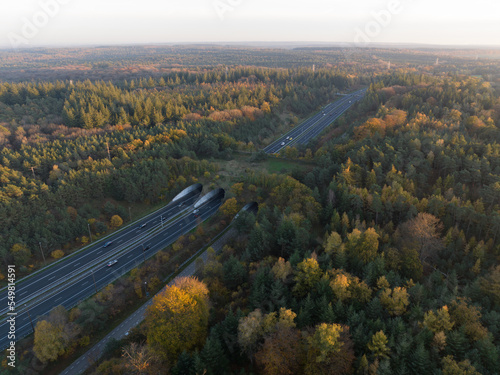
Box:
left=1, top=46, right=500, bottom=375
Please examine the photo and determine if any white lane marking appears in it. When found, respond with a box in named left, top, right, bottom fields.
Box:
left=118, top=239, right=123, bottom=243
left=49, top=276, right=56, bottom=281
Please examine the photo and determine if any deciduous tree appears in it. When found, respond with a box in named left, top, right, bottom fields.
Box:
left=122, top=342, right=155, bottom=374
left=255, top=327, right=304, bottom=375
left=293, top=257, right=323, bottom=297
left=399, top=213, right=443, bottom=261
left=442, top=355, right=481, bottom=375
left=304, top=323, right=355, bottom=375
left=380, top=287, right=409, bottom=316
left=110, top=214, right=123, bottom=228
left=367, top=330, right=390, bottom=359
left=145, top=277, right=209, bottom=361
left=220, top=197, right=239, bottom=218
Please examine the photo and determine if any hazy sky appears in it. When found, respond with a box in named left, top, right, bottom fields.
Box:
left=1, top=0, right=499, bottom=48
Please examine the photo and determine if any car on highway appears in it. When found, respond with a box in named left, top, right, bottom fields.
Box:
left=289, top=137, right=293, bottom=141
left=281, top=142, right=285, bottom=146
left=144, top=245, right=150, bottom=250
left=140, top=223, right=147, bottom=229
left=107, top=259, right=118, bottom=267
left=103, top=241, right=113, bottom=248
left=193, top=209, right=200, bottom=218
left=286, top=136, right=290, bottom=140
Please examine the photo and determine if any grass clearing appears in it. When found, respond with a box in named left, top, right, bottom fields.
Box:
left=264, top=157, right=306, bottom=174
left=215, top=153, right=313, bottom=184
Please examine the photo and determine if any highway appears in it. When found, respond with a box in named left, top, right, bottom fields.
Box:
left=0, top=184, right=202, bottom=316
left=61, top=222, right=237, bottom=375
left=61, top=201, right=253, bottom=375
left=0, top=186, right=223, bottom=351
left=263, top=88, right=366, bottom=153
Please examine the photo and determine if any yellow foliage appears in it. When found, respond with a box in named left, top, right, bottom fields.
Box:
left=423, top=306, right=454, bottom=333
left=271, top=257, right=292, bottom=281
left=324, top=231, right=342, bottom=254
left=442, top=356, right=481, bottom=375
left=376, top=276, right=390, bottom=290
left=330, top=273, right=351, bottom=302
left=277, top=308, right=297, bottom=330
left=433, top=331, right=447, bottom=351
left=380, top=287, right=409, bottom=316
left=220, top=197, right=239, bottom=218
left=33, top=320, right=65, bottom=363
left=307, top=323, right=344, bottom=362
left=231, top=182, right=244, bottom=197
left=79, top=335, right=90, bottom=347
left=110, top=215, right=123, bottom=228
left=329, top=269, right=372, bottom=303
left=145, top=277, right=209, bottom=361
left=293, top=257, right=323, bottom=297
left=51, top=250, right=65, bottom=259
left=367, top=330, right=390, bottom=359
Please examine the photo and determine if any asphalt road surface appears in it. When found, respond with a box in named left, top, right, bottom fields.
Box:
left=0, top=191, right=222, bottom=351
left=264, top=88, right=366, bottom=153
left=60, top=227, right=235, bottom=375
left=0, top=188, right=202, bottom=316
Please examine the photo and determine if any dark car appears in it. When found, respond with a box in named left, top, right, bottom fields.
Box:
left=193, top=209, right=200, bottom=218
left=103, top=241, right=113, bottom=248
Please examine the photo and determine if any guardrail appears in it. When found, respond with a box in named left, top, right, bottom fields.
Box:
left=0, top=185, right=203, bottom=296
left=0, top=200, right=188, bottom=295
left=1, top=206, right=196, bottom=318
left=286, top=91, right=365, bottom=148
left=265, top=92, right=362, bottom=154
left=0, top=201, right=223, bottom=346
left=49, top=202, right=222, bottom=315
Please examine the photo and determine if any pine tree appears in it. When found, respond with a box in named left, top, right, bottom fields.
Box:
left=297, top=294, right=315, bottom=328
left=171, top=351, right=196, bottom=375
left=446, top=328, right=469, bottom=360
left=366, top=297, right=383, bottom=320
left=408, top=342, right=429, bottom=375
left=246, top=226, right=267, bottom=261
left=223, top=256, right=247, bottom=290
left=269, top=279, right=287, bottom=310
left=319, top=297, right=336, bottom=324
left=367, top=330, right=390, bottom=359
left=220, top=308, right=243, bottom=357
left=476, top=336, right=499, bottom=374
left=200, top=333, right=229, bottom=375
